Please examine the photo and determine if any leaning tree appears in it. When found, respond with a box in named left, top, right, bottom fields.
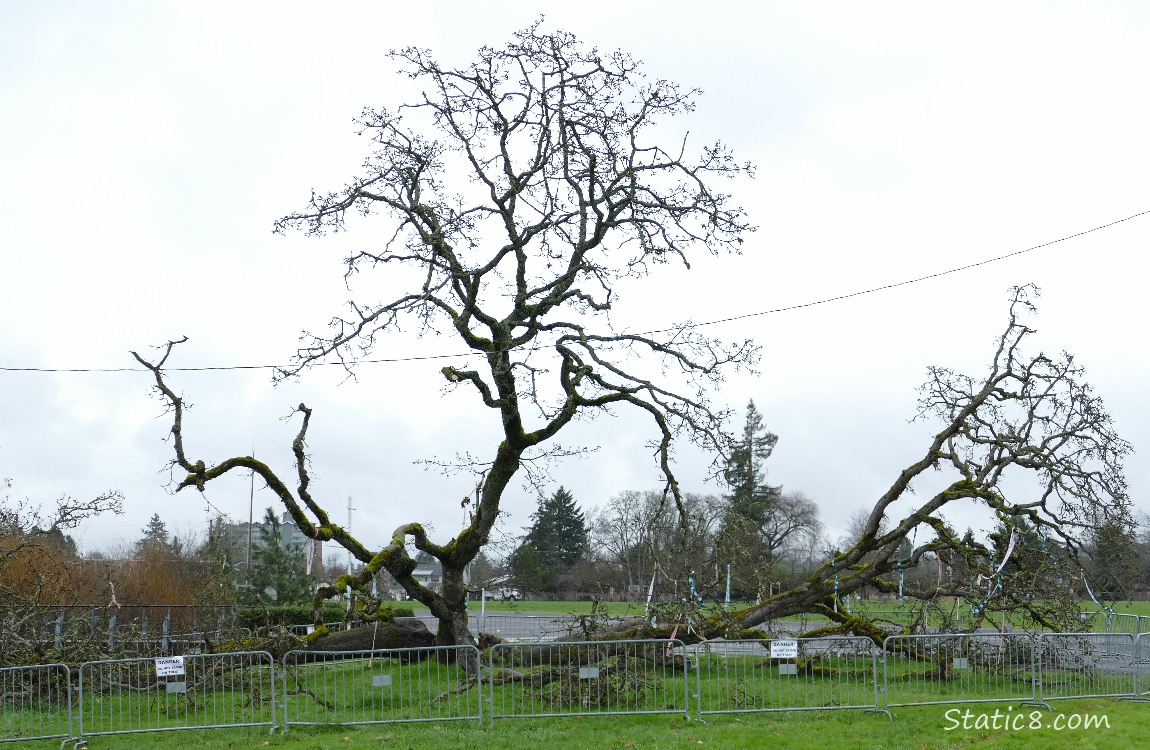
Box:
left=134, top=23, right=757, bottom=653
left=712, top=285, right=1133, bottom=641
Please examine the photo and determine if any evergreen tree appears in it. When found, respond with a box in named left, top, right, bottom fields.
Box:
left=723, top=400, right=781, bottom=524
left=243, top=507, right=312, bottom=605
left=510, top=487, right=589, bottom=596
left=136, top=513, right=181, bottom=557
left=1088, top=519, right=1138, bottom=600
left=507, top=543, right=544, bottom=594
left=139, top=513, right=169, bottom=545
left=716, top=401, right=782, bottom=600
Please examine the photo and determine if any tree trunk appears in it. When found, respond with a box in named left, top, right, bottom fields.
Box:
left=434, top=564, right=480, bottom=677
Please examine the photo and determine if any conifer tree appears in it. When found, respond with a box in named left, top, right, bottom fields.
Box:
left=510, top=487, right=589, bottom=595
left=716, top=401, right=782, bottom=599
left=244, top=507, right=312, bottom=605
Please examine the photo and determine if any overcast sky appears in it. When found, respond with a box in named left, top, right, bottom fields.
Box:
left=2, top=2, right=1147, bottom=565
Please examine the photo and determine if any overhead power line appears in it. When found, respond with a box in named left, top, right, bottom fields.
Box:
left=2, top=209, right=1146, bottom=375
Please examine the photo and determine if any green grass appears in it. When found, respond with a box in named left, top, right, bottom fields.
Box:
left=467, top=597, right=1150, bottom=618
left=468, top=600, right=649, bottom=615
left=2, top=698, right=1144, bottom=749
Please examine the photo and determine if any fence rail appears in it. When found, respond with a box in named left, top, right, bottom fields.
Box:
left=281, top=646, right=482, bottom=728
left=77, top=651, right=277, bottom=740
left=487, top=638, right=689, bottom=720
left=3, top=629, right=1150, bottom=742
left=693, top=637, right=884, bottom=717
left=1037, top=632, right=1138, bottom=702
left=882, top=633, right=1043, bottom=710
left=0, top=663, right=72, bottom=746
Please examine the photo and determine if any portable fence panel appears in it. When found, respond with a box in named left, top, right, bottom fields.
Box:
left=480, top=614, right=578, bottom=643
left=0, top=664, right=72, bottom=746
left=1082, top=612, right=1141, bottom=636
left=281, top=646, right=482, bottom=728
left=883, top=633, right=1039, bottom=709
left=1139, top=633, right=1150, bottom=698
left=77, top=651, right=276, bottom=739
left=488, top=639, right=689, bottom=720
left=1036, top=633, right=1136, bottom=701
left=693, top=637, right=880, bottom=716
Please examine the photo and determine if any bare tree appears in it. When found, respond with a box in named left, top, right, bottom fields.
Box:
left=762, top=491, right=822, bottom=560
left=1, top=478, right=123, bottom=574
left=133, top=24, right=755, bottom=659
left=719, top=285, right=1133, bottom=640
left=589, top=489, right=721, bottom=603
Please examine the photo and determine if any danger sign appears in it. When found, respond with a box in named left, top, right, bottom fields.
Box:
left=769, top=639, right=799, bottom=659
left=155, top=656, right=185, bottom=677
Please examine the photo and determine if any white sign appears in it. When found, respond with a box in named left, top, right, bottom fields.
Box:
left=155, top=656, right=185, bottom=677
left=769, top=639, right=799, bottom=659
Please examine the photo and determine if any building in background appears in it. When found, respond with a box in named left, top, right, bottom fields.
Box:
left=223, top=512, right=322, bottom=575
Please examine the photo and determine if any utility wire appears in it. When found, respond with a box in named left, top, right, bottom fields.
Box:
left=2, top=209, right=1146, bottom=375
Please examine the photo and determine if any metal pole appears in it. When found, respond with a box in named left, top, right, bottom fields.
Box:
left=246, top=442, right=256, bottom=577
left=347, top=496, right=355, bottom=612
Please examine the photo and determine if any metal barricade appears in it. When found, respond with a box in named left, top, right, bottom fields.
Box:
left=480, top=614, right=577, bottom=642
left=883, top=633, right=1042, bottom=710
left=281, top=646, right=482, bottom=728
left=77, top=651, right=276, bottom=740
left=1036, top=632, right=1137, bottom=701
left=693, top=637, right=885, bottom=717
left=0, top=663, right=72, bottom=746
left=488, top=639, right=689, bottom=720
left=1081, top=611, right=1141, bottom=636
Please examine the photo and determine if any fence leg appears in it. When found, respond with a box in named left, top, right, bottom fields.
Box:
left=868, top=647, right=893, bottom=719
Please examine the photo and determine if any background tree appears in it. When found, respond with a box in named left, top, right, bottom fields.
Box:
left=466, top=549, right=499, bottom=591
left=1, top=478, right=122, bottom=602
left=589, top=489, right=721, bottom=601
left=713, top=403, right=820, bottom=601
left=135, top=23, right=756, bottom=657
left=1086, top=518, right=1139, bottom=600
left=194, top=514, right=241, bottom=606
left=589, top=490, right=655, bottom=597
left=242, top=507, right=313, bottom=606
left=506, top=543, right=544, bottom=596
left=510, top=487, right=588, bottom=596
left=722, top=400, right=780, bottom=519
left=135, top=513, right=181, bottom=557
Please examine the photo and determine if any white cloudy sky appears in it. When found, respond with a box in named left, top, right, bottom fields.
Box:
left=1, top=1, right=1147, bottom=562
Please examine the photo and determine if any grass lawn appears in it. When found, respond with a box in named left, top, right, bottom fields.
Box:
left=467, top=599, right=649, bottom=615
left=468, top=597, right=1150, bottom=614
left=5, top=698, right=1140, bottom=749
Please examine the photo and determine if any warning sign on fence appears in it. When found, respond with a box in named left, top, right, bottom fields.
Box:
left=769, top=639, right=798, bottom=659
left=155, top=656, right=185, bottom=677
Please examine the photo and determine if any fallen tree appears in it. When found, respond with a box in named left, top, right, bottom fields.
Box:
left=667, top=286, right=1130, bottom=642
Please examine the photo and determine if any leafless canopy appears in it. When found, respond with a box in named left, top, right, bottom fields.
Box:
left=135, top=24, right=757, bottom=650
left=731, top=285, right=1133, bottom=636
left=0, top=478, right=123, bottom=571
